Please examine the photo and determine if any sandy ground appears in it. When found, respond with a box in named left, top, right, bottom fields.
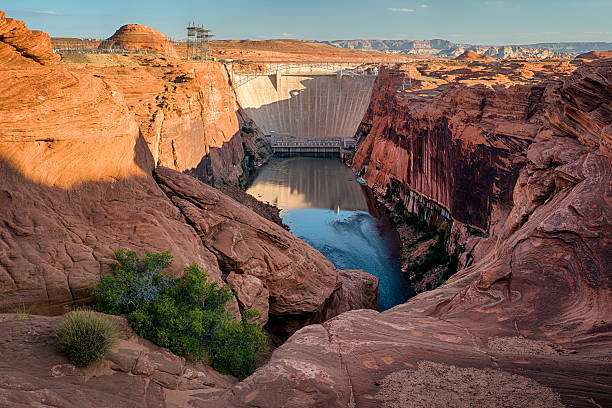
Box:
left=375, top=361, right=565, bottom=408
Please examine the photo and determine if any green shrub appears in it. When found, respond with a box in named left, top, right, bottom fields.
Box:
left=93, top=250, right=267, bottom=379
left=408, top=231, right=450, bottom=277
left=91, top=249, right=173, bottom=315
left=466, top=225, right=488, bottom=238
left=55, top=309, right=119, bottom=367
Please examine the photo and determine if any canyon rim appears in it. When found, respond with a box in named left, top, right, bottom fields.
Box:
left=1, top=4, right=611, bottom=408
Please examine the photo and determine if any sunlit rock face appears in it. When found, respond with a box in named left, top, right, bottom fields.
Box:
left=87, top=56, right=272, bottom=186
left=0, top=13, right=222, bottom=313
left=0, top=10, right=57, bottom=67
left=235, top=71, right=375, bottom=139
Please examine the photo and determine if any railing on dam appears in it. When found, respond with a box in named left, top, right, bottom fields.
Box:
left=223, top=60, right=380, bottom=88
left=268, top=135, right=356, bottom=158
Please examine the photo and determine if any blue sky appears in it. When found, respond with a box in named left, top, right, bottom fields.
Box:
left=2, top=0, right=611, bottom=45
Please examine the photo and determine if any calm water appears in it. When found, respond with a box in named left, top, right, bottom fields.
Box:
left=246, top=157, right=413, bottom=311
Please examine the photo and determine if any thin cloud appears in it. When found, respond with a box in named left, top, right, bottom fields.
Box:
left=6, top=10, right=68, bottom=17
left=420, top=4, right=429, bottom=8
left=387, top=8, right=416, bottom=12
left=281, top=32, right=297, bottom=37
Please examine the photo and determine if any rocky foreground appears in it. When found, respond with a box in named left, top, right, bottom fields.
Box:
left=1, top=11, right=611, bottom=408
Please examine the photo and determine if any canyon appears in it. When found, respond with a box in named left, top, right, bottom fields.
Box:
left=1, top=10, right=611, bottom=408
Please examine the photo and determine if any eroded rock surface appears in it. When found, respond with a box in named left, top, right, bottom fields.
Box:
left=61, top=53, right=272, bottom=186
left=0, top=314, right=236, bottom=407
left=201, top=59, right=612, bottom=408
left=0, top=11, right=57, bottom=67
left=0, top=28, right=220, bottom=313
left=227, top=272, right=269, bottom=325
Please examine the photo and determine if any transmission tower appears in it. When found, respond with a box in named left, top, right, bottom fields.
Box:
left=187, top=23, right=214, bottom=60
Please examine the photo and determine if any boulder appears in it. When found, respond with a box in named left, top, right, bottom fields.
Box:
left=226, top=272, right=269, bottom=325
left=0, top=11, right=57, bottom=67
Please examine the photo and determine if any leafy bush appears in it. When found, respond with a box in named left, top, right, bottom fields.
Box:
left=467, top=225, right=488, bottom=238
left=91, top=249, right=173, bottom=315
left=93, top=250, right=267, bottom=379
left=55, top=309, right=119, bottom=367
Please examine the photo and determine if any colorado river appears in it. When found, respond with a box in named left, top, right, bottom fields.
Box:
left=246, top=157, right=413, bottom=311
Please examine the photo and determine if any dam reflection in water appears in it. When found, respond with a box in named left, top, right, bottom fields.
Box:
left=246, top=157, right=413, bottom=311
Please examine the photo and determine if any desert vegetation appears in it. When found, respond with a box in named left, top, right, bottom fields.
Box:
left=55, top=309, right=119, bottom=367
left=91, top=249, right=267, bottom=379
left=384, top=181, right=460, bottom=290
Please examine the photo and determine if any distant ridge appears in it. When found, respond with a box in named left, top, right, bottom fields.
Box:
left=320, top=39, right=612, bottom=58
left=575, top=50, right=612, bottom=60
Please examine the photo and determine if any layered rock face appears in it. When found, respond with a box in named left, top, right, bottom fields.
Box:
left=0, top=14, right=375, bottom=331
left=0, top=11, right=57, bottom=66
left=98, top=24, right=177, bottom=56
left=65, top=55, right=271, bottom=186
left=0, top=19, right=221, bottom=313
left=200, top=60, right=612, bottom=407
left=353, top=66, right=542, bottom=231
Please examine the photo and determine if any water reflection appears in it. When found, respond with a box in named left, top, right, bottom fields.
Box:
left=246, top=157, right=369, bottom=211
left=247, top=157, right=413, bottom=311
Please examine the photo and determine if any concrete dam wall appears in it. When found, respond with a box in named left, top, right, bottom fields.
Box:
left=233, top=71, right=376, bottom=140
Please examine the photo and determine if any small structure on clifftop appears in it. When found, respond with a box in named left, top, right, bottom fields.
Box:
left=186, top=23, right=214, bottom=60
left=98, top=24, right=177, bottom=56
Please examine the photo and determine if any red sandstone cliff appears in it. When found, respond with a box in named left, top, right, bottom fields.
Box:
left=63, top=54, right=271, bottom=186
left=203, top=55, right=612, bottom=408
left=0, top=10, right=57, bottom=66
left=0, top=12, right=373, bottom=331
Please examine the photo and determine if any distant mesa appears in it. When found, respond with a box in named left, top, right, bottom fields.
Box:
left=575, top=50, right=612, bottom=60
left=454, top=50, right=496, bottom=62
left=98, top=24, right=177, bottom=56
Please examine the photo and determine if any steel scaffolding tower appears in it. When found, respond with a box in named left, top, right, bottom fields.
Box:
left=187, top=23, right=214, bottom=60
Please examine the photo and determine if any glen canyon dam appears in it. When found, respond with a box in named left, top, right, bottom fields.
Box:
left=0, top=1, right=611, bottom=407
